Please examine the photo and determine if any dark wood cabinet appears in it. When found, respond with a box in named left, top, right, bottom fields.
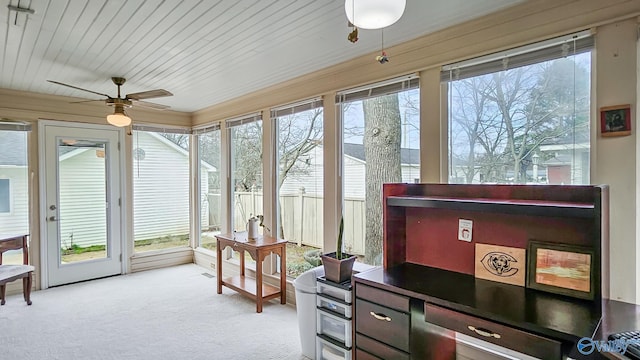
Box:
left=353, top=183, right=610, bottom=359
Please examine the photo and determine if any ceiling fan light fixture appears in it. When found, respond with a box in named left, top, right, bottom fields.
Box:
left=345, top=0, right=406, bottom=30
left=107, top=104, right=131, bottom=127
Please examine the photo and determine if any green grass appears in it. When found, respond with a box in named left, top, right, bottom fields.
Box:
left=62, top=244, right=105, bottom=255
left=60, top=235, right=322, bottom=278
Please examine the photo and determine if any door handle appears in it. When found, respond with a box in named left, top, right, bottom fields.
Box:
left=48, top=216, right=58, bottom=222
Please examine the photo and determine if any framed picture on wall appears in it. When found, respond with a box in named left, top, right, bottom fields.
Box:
left=527, top=240, right=595, bottom=300
left=600, top=104, right=631, bottom=137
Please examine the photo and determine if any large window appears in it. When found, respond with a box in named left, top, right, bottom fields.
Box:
left=195, top=125, right=222, bottom=251
left=132, top=127, right=191, bottom=253
left=339, top=77, right=420, bottom=265
left=273, top=99, right=324, bottom=278
left=445, top=32, right=592, bottom=185
left=0, top=179, right=10, bottom=213
left=228, top=115, right=263, bottom=233
left=0, top=127, right=29, bottom=264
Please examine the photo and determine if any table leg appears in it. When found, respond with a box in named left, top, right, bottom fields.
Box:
left=280, top=245, right=286, bottom=304
left=217, top=241, right=222, bottom=294
left=240, top=249, right=245, bottom=277
left=256, top=251, right=263, bottom=313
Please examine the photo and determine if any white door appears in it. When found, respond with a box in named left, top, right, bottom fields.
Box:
left=41, top=123, right=123, bottom=287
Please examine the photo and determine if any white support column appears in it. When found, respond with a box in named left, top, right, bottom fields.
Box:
left=262, top=108, right=278, bottom=275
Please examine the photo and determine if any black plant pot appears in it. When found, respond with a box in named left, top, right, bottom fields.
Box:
left=321, top=252, right=357, bottom=284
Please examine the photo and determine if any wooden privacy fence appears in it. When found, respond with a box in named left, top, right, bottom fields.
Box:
left=209, top=188, right=366, bottom=256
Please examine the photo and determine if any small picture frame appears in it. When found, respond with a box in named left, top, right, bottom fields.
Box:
left=600, top=104, right=631, bottom=137
left=527, top=241, right=595, bottom=300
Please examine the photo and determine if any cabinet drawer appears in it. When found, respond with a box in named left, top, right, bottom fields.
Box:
left=317, top=294, right=352, bottom=319
left=317, top=335, right=352, bottom=360
left=319, top=281, right=352, bottom=304
left=318, top=308, right=353, bottom=347
left=355, top=284, right=409, bottom=312
left=425, top=303, right=562, bottom=360
left=355, top=299, right=410, bottom=352
left=355, top=333, right=409, bottom=360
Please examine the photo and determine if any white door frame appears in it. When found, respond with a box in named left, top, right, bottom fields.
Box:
left=38, top=120, right=127, bottom=289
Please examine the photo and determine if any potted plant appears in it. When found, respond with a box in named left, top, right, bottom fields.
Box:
left=321, top=217, right=357, bottom=283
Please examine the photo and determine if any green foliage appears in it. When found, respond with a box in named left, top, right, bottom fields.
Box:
left=303, top=249, right=322, bottom=266
left=336, top=216, right=345, bottom=259
left=287, top=262, right=313, bottom=278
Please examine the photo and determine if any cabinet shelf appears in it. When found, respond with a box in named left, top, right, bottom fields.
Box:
left=355, top=263, right=601, bottom=341
left=386, top=195, right=595, bottom=218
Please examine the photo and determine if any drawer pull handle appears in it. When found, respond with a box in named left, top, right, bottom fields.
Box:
left=370, top=311, right=391, bottom=322
left=467, top=325, right=501, bottom=339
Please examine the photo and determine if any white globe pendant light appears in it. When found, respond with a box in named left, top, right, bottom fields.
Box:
left=345, top=0, right=406, bottom=30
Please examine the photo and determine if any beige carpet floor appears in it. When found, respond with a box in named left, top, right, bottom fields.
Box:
left=0, top=264, right=303, bottom=360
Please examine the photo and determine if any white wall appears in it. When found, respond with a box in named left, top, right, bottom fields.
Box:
left=593, top=19, right=638, bottom=303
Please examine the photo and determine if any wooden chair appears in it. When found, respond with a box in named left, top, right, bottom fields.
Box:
left=0, top=235, right=33, bottom=305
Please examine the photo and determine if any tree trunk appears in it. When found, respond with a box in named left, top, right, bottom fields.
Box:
left=363, top=94, right=402, bottom=265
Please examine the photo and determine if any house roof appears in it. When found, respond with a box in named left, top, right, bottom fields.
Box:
left=343, top=143, right=419, bottom=165
left=0, top=131, right=27, bottom=166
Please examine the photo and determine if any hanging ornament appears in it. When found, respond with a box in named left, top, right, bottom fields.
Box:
left=376, top=51, right=389, bottom=64
left=376, top=29, right=389, bottom=64
left=348, top=26, right=359, bottom=43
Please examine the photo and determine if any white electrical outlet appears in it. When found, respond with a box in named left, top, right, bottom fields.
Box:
left=458, top=219, right=473, bottom=242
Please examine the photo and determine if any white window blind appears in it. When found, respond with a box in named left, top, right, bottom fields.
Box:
left=336, top=75, right=419, bottom=103
left=0, top=120, right=31, bottom=131
left=441, top=30, right=594, bottom=82
left=271, top=98, right=323, bottom=118
left=132, top=124, right=192, bottom=134
left=193, top=122, right=221, bottom=135
left=225, top=113, right=262, bottom=128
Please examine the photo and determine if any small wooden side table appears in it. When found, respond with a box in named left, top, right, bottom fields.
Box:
left=216, top=232, right=287, bottom=313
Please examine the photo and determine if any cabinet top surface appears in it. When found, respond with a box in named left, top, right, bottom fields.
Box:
left=354, top=263, right=602, bottom=341
left=215, top=232, right=287, bottom=247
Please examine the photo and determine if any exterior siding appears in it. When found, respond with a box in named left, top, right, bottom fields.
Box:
left=133, top=132, right=192, bottom=241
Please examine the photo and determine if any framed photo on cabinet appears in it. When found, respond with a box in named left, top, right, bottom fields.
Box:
left=527, top=240, right=595, bottom=300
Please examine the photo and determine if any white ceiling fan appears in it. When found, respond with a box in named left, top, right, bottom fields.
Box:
left=47, top=77, right=173, bottom=127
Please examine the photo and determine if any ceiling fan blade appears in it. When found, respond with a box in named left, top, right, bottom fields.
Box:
left=132, top=100, right=170, bottom=110
left=126, top=89, right=173, bottom=100
left=69, top=99, right=103, bottom=104
left=47, top=80, right=111, bottom=98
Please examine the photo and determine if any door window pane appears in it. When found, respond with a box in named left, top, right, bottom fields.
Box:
left=133, top=131, right=190, bottom=252
left=341, top=88, right=420, bottom=265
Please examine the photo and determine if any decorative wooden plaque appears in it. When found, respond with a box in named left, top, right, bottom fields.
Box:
left=475, top=243, right=526, bottom=286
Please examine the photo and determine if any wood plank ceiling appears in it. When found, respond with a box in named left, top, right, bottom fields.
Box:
left=1, top=0, right=522, bottom=113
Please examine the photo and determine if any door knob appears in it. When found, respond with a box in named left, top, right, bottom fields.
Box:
left=48, top=216, right=57, bottom=222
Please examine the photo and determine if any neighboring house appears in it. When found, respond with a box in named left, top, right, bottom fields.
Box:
left=0, top=131, right=215, bottom=248
left=279, top=143, right=420, bottom=197
left=539, top=133, right=590, bottom=185
left=131, top=132, right=215, bottom=243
